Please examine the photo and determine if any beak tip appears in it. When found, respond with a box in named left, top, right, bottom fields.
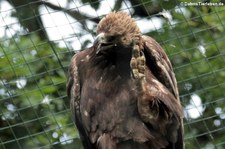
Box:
left=94, top=33, right=105, bottom=43
left=94, top=33, right=105, bottom=54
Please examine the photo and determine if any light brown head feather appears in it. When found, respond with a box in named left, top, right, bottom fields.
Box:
left=97, top=12, right=142, bottom=46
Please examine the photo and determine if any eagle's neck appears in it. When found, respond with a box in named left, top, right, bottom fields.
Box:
left=92, top=46, right=132, bottom=79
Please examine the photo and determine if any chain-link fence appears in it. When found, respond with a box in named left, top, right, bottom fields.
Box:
left=0, top=0, right=225, bottom=149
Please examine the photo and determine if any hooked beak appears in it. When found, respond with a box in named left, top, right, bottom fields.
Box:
left=94, top=33, right=117, bottom=54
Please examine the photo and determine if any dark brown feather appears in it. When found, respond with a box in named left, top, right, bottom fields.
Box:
left=67, top=49, right=95, bottom=149
left=142, top=35, right=179, bottom=99
left=141, top=35, right=184, bottom=148
left=67, top=12, right=184, bottom=149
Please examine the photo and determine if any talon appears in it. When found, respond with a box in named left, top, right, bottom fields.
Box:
left=138, top=65, right=145, bottom=74
left=132, top=49, right=140, bottom=58
left=131, top=43, right=146, bottom=80
left=132, top=69, right=139, bottom=78
left=137, top=56, right=145, bottom=65
left=130, top=57, right=138, bottom=68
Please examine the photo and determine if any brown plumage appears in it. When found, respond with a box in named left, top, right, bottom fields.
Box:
left=67, top=12, right=184, bottom=149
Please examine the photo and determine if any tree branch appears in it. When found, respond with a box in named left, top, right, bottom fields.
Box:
left=40, top=1, right=100, bottom=24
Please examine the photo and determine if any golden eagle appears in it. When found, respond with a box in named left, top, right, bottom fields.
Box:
left=67, top=12, right=184, bottom=149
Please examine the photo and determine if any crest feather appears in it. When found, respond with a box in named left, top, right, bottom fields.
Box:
left=97, top=12, right=140, bottom=36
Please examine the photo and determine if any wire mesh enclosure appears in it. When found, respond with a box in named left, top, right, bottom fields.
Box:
left=0, top=0, right=225, bottom=149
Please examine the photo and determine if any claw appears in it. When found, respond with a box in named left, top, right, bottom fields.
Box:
left=130, top=43, right=146, bottom=80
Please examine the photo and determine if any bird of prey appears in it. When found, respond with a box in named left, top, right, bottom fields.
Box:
left=67, top=12, right=184, bottom=149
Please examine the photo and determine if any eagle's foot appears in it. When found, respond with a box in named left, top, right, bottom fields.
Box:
left=130, top=44, right=146, bottom=80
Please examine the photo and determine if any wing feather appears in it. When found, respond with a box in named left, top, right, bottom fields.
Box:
left=140, top=35, right=184, bottom=149
left=67, top=51, right=94, bottom=149
left=142, top=35, right=179, bottom=100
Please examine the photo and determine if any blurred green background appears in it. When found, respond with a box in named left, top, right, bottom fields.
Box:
left=0, top=0, right=225, bottom=148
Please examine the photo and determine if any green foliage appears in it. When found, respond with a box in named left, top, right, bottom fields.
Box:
left=158, top=4, right=225, bottom=148
left=0, top=35, right=78, bottom=149
left=81, top=0, right=100, bottom=9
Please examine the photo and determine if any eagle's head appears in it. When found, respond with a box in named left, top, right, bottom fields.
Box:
left=95, top=12, right=142, bottom=54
